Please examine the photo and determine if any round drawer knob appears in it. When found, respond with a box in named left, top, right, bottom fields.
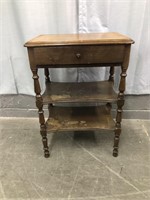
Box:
left=76, top=53, right=81, bottom=59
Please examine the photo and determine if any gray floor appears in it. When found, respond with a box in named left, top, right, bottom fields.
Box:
left=0, top=118, right=150, bottom=200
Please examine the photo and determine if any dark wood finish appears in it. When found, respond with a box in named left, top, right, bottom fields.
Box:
left=113, top=45, right=131, bottom=157
left=44, top=68, right=50, bottom=83
left=109, top=66, right=115, bottom=82
left=25, top=33, right=134, bottom=158
left=37, top=63, right=122, bottom=68
left=106, top=66, right=115, bottom=115
left=32, top=68, right=49, bottom=158
left=42, top=81, right=117, bottom=104
left=46, top=105, right=115, bottom=132
left=28, top=49, right=50, bottom=158
left=34, top=45, right=125, bottom=65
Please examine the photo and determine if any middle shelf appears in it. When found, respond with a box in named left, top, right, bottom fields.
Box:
left=42, top=81, right=117, bottom=104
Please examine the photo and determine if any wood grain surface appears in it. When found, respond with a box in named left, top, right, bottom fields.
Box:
left=34, top=45, right=125, bottom=65
left=24, top=32, right=134, bottom=47
left=46, top=105, right=115, bottom=132
left=42, top=81, right=117, bottom=104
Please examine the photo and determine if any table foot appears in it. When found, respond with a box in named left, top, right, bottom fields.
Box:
left=44, top=151, right=50, bottom=158
left=113, top=149, right=118, bottom=157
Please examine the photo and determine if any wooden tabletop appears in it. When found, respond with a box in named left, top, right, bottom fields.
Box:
left=24, top=32, right=134, bottom=47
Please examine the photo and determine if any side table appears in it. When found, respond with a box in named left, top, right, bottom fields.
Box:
left=24, top=32, right=134, bottom=158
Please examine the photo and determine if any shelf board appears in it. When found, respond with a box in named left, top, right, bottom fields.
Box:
left=42, top=81, right=117, bottom=104
left=46, top=105, right=115, bottom=132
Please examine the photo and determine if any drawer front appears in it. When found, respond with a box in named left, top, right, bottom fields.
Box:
left=34, top=45, right=125, bottom=66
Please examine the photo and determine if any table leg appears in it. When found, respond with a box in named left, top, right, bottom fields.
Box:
left=109, top=65, right=115, bottom=82
left=44, top=68, right=50, bottom=83
left=106, top=66, right=115, bottom=114
left=113, top=45, right=131, bottom=157
left=113, top=98, right=124, bottom=157
left=32, top=68, right=50, bottom=158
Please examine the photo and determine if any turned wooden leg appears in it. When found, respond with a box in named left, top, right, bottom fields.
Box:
left=113, top=99, right=124, bottom=157
left=44, top=68, right=50, bottom=83
left=113, top=45, right=131, bottom=157
left=113, top=129, right=121, bottom=157
left=106, top=66, right=115, bottom=109
left=32, top=68, right=50, bottom=158
left=106, top=102, right=112, bottom=112
left=113, top=71, right=126, bottom=157
left=40, top=128, right=50, bottom=158
left=109, top=65, right=115, bottom=83
left=37, top=98, right=49, bottom=158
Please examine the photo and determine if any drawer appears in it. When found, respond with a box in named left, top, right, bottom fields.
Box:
left=34, top=45, right=125, bottom=66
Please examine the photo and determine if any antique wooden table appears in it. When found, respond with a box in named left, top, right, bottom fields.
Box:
left=24, top=32, right=134, bottom=158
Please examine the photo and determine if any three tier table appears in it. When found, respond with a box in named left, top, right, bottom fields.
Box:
left=24, top=32, right=134, bottom=158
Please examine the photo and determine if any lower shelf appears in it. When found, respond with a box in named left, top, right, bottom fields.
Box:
left=46, top=105, right=115, bottom=132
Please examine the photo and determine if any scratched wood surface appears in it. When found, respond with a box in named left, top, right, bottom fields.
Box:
left=46, top=105, right=115, bottom=132
left=25, top=32, right=134, bottom=157
left=42, top=81, right=117, bottom=104
left=24, top=32, right=134, bottom=47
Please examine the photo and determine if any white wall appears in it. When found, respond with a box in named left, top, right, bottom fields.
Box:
left=1, top=0, right=150, bottom=95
